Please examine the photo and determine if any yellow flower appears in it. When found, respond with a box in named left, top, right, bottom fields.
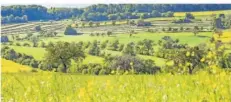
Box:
left=186, top=51, right=190, bottom=57
left=78, top=88, right=86, bottom=98
left=207, top=52, right=213, bottom=58
left=130, top=62, right=133, bottom=66
left=191, top=51, right=195, bottom=56
left=124, top=71, right=129, bottom=75
left=106, top=80, right=111, bottom=88
left=186, top=62, right=192, bottom=66
left=111, top=70, right=115, bottom=74
left=200, top=58, right=205, bottom=62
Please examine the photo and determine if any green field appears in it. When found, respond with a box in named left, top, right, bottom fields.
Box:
left=44, top=32, right=212, bottom=45
left=8, top=31, right=213, bottom=67
left=9, top=46, right=105, bottom=64
left=14, top=32, right=213, bottom=46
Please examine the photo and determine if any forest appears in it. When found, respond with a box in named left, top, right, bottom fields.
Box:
left=2, top=4, right=231, bottom=23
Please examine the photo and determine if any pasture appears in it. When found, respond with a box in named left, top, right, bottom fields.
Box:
left=12, top=32, right=213, bottom=46
left=174, top=10, right=231, bottom=17
left=5, top=31, right=214, bottom=68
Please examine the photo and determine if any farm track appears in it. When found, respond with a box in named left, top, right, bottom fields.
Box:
left=1, top=20, right=213, bottom=35
left=1, top=22, right=66, bottom=35
left=77, top=22, right=213, bottom=34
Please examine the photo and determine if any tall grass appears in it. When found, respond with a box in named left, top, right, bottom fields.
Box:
left=2, top=72, right=231, bottom=102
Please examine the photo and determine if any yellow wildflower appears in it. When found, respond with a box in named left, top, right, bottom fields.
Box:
left=191, top=51, right=195, bottom=56
left=200, top=58, right=205, bottom=62
left=186, top=51, right=191, bottom=57
left=78, top=88, right=86, bottom=98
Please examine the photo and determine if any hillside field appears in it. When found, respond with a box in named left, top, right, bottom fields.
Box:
left=1, top=5, right=231, bottom=102
left=1, top=59, right=32, bottom=73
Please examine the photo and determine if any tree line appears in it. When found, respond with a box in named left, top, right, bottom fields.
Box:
left=2, top=36, right=231, bottom=74
left=2, top=4, right=231, bottom=23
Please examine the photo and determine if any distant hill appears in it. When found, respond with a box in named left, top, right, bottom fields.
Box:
left=41, top=4, right=91, bottom=8
left=2, top=4, right=231, bottom=23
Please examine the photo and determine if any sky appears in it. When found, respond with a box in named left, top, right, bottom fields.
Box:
left=1, top=0, right=231, bottom=8
left=1, top=4, right=92, bottom=8
left=1, top=0, right=231, bottom=5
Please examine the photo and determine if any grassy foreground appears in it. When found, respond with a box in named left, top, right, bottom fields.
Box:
left=2, top=72, right=231, bottom=102
left=1, top=59, right=32, bottom=73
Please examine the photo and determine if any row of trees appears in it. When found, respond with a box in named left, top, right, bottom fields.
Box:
left=156, top=36, right=231, bottom=74
left=81, top=11, right=174, bottom=21
left=84, top=4, right=231, bottom=14
left=37, top=41, right=160, bottom=74
left=212, top=14, right=231, bottom=29
left=86, top=39, right=155, bottom=56
left=1, top=46, right=39, bottom=68
left=42, top=39, right=231, bottom=74
left=1, top=15, right=28, bottom=23
left=2, top=4, right=231, bottom=23
left=2, top=37, right=230, bottom=74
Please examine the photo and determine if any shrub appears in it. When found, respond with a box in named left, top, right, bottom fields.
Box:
left=15, top=42, right=21, bottom=46
left=101, top=33, right=105, bottom=37
left=30, top=59, right=39, bottom=68
left=91, top=68, right=101, bottom=75
left=34, top=25, right=41, bottom=31
left=16, top=57, right=24, bottom=64
left=64, top=25, right=78, bottom=35
left=99, top=69, right=107, bottom=75
left=96, top=33, right=100, bottom=36
left=90, top=33, right=95, bottom=36
left=88, top=40, right=100, bottom=56
left=106, top=31, right=112, bottom=36
left=108, top=55, right=160, bottom=74
left=84, top=41, right=91, bottom=49
left=123, top=42, right=136, bottom=56
left=185, top=13, right=195, bottom=19
left=21, top=59, right=31, bottom=65
left=40, top=42, right=46, bottom=48
left=118, top=44, right=124, bottom=51
left=82, top=69, right=88, bottom=74
left=23, top=42, right=30, bottom=47
left=58, top=64, right=66, bottom=72
left=100, top=40, right=108, bottom=49
left=9, top=42, right=13, bottom=45
left=110, top=55, right=144, bottom=73
left=31, top=35, right=39, bottom=47
left=108, top=40, right=119, bottom=51
left=38, top=61, right=53, bottom=71
left=99, top=51, right=106, bottom=57
left=31, top=69, right=38, bottom=72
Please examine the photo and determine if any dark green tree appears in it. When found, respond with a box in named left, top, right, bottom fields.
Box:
left=64, top=25, right=78, bottom=35
left=88, top=40, right=101, bottom=56
left=45, top=41, right=85, bottom=73
left=109, top=40, right=119, bottom=51
left=123, top=42, right=136, bottom=56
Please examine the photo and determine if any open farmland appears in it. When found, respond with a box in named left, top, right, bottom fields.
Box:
left=1, top=21, right=66, bottom=35
left=1, top=4, right=231, bottom=102
left=174, top=10, right=231, bottom=17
